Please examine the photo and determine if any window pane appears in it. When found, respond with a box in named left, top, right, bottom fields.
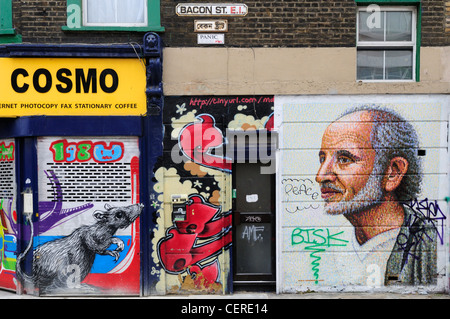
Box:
left=386, top=11, right=412, bottom=41
left=357, top=50, right=384, bottom=80
left=358, top=11, right=385, bottom=42
left=86, top=0, right=146, bottom=25
left=385, top=50, right=413, bottom=80
left=117, top=0, right=146, bottom=24
left=86, top=0, right=116, bottom=24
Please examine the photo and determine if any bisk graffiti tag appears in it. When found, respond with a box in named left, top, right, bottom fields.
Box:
left=291, top=227, right=349, bottom=284
left=157, top=194, right=232, bottom=288
left=178, top=114, right=232, bottom=172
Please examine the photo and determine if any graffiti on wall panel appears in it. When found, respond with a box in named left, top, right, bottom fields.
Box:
left=21, top=137, right=143, bottom=295
left=157, top=194, right=232, bottom=289
left=152, top=96, right=274, bottom=293
left=17, top=203, right=143, bottom=294
left=278, top=97, right=447, bottom=290
left=0, top=139, right=17, bottom=291
left=291, top=227, right=349, bottom=284
left=50, top=140, right=125, bottom=163
left=178, top=114, right=232, bottom=173
left=0, top=142, right=14, bottom=162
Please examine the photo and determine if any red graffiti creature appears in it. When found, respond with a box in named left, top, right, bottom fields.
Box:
left=178, top=114, right=232, bottom=172
left=157, top=194, right=232, bottom=287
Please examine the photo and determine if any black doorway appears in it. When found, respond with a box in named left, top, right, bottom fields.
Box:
left=232, top=162, right=276, bottom=291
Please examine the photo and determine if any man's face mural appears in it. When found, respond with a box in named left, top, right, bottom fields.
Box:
left=315, top=111, right=385, bottom=216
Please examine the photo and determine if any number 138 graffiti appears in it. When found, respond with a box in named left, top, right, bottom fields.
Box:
left=50, top=139, right=125, bottom=163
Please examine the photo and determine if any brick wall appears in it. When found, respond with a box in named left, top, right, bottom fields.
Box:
left=161, top=0, right=356, bottom=47
left=445, top=1, right=450, bottom=34
left=421, top=0, right=448, bottom=46
left=10, top=0, right=450, bottom=46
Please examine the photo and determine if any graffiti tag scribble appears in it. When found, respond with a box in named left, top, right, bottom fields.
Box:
left=291, top=227, right=348, bottom=284
left=0, top=142, right=14, bottom=161
left=398, top=198, right=446, bottom=265
left=282, top=178, right=320, bottom=213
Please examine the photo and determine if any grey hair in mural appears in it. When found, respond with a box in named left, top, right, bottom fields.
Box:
left=336, top=105, right=423, bottom=202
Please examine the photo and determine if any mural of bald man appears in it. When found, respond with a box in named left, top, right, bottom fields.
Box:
left=315, top=105, right=436, bottom=285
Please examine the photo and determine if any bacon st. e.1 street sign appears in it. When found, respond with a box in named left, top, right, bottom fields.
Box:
left=176, top=3, right=248, bottom=16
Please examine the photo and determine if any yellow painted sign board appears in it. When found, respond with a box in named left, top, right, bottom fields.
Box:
left=0, top=58, right=147, bottom=116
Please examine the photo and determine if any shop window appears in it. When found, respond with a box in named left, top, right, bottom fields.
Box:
left=64, top=0, right=164, bottom=31
left=356, top=5, right=418, bottom=81
left=0, top=0, right=22, bottom=43
left=84, top=0, right=147, bottom=27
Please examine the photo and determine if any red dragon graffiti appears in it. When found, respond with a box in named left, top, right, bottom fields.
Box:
left=178, top=114, right=232, bottom=173
left=157, top=194, right=232, bottom=288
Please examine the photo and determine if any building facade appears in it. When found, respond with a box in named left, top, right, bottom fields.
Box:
left=0, top=0, right=448, bottom=296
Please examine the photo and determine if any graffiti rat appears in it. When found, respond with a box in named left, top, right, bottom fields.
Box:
left=16, top=203, right=144, bottom=294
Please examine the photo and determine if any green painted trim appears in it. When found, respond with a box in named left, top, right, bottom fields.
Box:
left=0, top=0, right=13, bottom=30
left=147, top=0, right=164, bottom=31
left=0, top=0, right=22, bottom=43
left=0, top=34, right=22, bottom=44
left=62, top=25, right=165, bottom=32
left=415, top=3, right=421, bottom=82
left=67, top=0, right=81, bottom=10
left=0, top=28, right=16, bottom=35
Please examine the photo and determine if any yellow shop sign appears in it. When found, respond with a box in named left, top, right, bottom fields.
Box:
left=0, top=58, right=146, bottom=116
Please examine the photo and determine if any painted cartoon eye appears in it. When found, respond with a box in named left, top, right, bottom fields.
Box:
left=115, top=211, right=124, bottom=219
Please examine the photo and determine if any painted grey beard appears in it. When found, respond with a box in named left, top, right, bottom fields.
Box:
left=322, top=171, right=385, bottom=216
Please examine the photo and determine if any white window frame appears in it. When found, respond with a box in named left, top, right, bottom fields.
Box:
left=82, top=0, right=148, bottom=27
left=356, top=6, right=417, bottom=82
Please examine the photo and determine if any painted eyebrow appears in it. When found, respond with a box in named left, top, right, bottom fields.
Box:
left=335, top=149, right=362, bottom=162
